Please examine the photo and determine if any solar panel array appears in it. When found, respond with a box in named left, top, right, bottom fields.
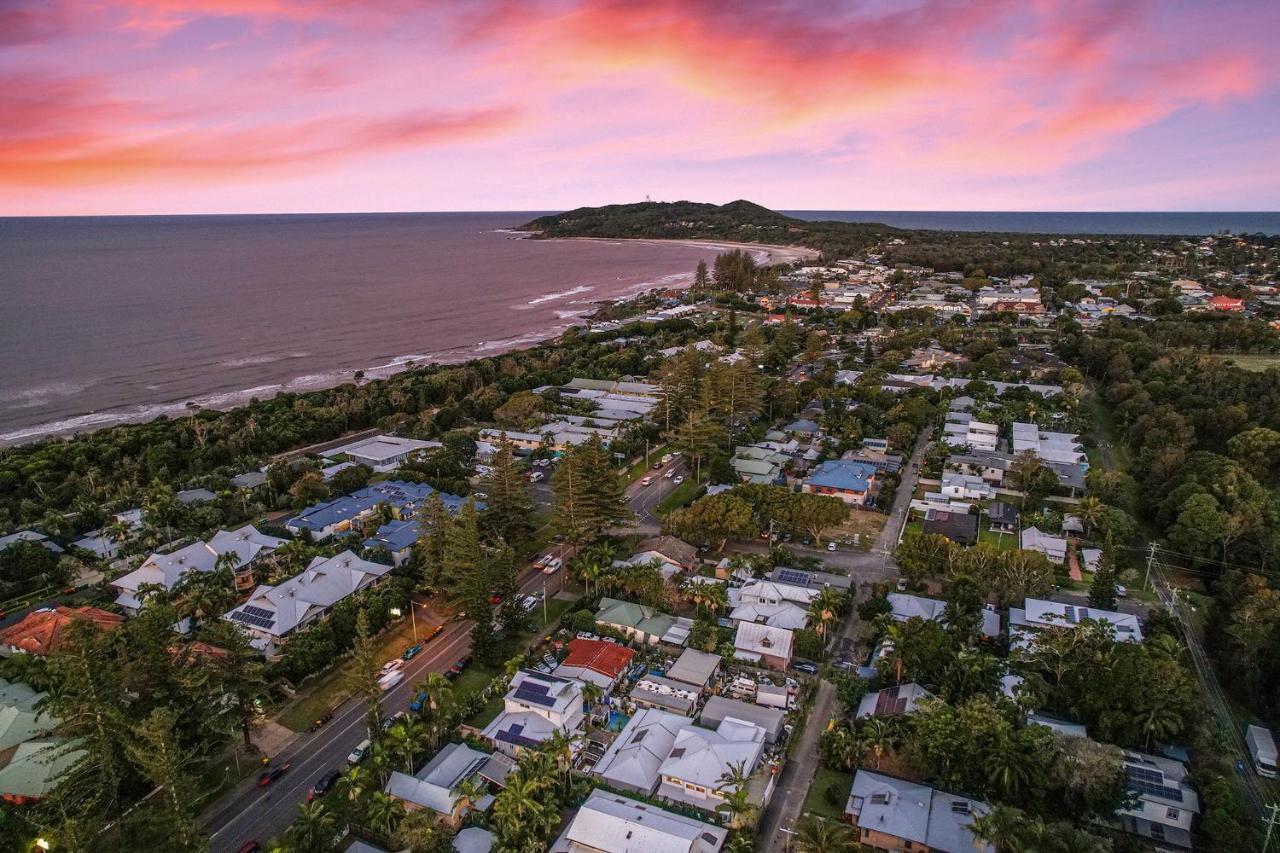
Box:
left=513, top=683, right=555, bottom=708
left=230, top=604, right=275, bottom=630
left=1126, top=766, right=1184, bottom=802
left=776, top=568, right=811, bottom=586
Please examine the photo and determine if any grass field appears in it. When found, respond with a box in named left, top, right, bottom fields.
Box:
left=656, top=479, right=703, bottom=515
left=802, top=765, right=853, bottom=821
left=1210, top=353, right=1280, bottom=372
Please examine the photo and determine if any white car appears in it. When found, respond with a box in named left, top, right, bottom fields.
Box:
left=379, top=659, right=405, bottom=677
left=543, top=558, right=562, bottom=575
left=827, top=542, right=837, bottom=552
left=348, top=738, right=371, bottom=764
left=377, top=670, right=404, bottom=691
left=665, top=468, right=677, bottom=479
left=1116, top=585, right=1129, bottom=598
left=640, top=476, right=653, bottom=486
left=521, top=595, right=538, bottom=611
left=661, top=454, right=673, bottom=464
left=529, top=471, right=545, bottom=483
left=673, top=476, right=684, bottom=485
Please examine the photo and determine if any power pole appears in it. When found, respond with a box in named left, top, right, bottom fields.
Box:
left=1263, top=803, right=1280, bottom=852
left=1144, top=541, right=1158, bottom=590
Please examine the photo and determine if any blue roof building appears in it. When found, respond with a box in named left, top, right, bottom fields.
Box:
left=803, top=460, right=879, bottom=506
left=287, top=480, right=467, bottom=541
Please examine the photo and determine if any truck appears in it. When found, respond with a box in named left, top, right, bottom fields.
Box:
left=1247, top=724, right=1277, bottom=778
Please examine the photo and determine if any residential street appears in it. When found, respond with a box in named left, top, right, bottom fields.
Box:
left=756, top=430, right=931, bottom=850
left=624, top=456, right=687, bottom=534
left=202, top=563, right=563, bottom=852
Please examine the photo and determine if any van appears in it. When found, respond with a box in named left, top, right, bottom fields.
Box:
left=1247, top=724, right=1277, bottom=778
left=348, top=739, right=371, bottom=765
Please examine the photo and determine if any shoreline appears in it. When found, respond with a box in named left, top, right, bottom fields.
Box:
left=0, top=234, right=809, bottom=449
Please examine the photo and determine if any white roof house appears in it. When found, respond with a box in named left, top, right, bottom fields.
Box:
left=1012, top=423, right=1085, bottom=465
left=223, top=550, right=393, bottom=653
left=483, top=670, right=585, bottom=756
left=855, top=683, right=937, bottom=719
left=384, top=741, right=498, bottom=819
left=1009, top=598, right=1143, bottom=649
left=845, top=770, right=993, bottom=853
left=733, top=622, right=794, bottom=668
left=887, top=593, right=1000, bottom=638
left=328, top=434, right=441, bottom=471
left=940, top=471, right=995, bottom=501
left=657, top=717, right=767, bottom=811
left=1119, top=751, right=1200, bottom=849
left=593, top=708, right=692, bottom=794
left=728, top=581, right=815, bottom=631
left=1020, top=526, right=1068, bottom=564
left=551, top=789, right=727, bottom=853
left=205, top=525, right=286, bottom=568
left=113, top=540, right=219, bottom=614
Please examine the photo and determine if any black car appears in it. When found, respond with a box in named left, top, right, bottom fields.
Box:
left=308, top=769, right=341, bottom=801
left=792, top=661, right=820, bottom=675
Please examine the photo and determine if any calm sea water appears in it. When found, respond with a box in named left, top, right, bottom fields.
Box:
left=0, top=212, right=731, bottom=445
left=785, top=210, right=1280, bottom=235
left=2, top=209, right=1275, bottom=447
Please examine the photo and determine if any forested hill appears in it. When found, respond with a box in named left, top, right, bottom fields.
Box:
left=521, top=200, right=895, bottom=256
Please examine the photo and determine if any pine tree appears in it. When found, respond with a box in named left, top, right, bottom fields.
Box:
left=550, top=449, right=590, bottom=544
left=692, top=260, right=709, bottom=294
left=481, top=436, right=534, bottom=541
left=578, top=436, right=629, bottom=539
left=725, top=307, right=739, bottom=348
left=124, top=708, right=206, bottom=852
left=443, top=498, right=482, bottom=601
left=1088, top=535, right=1119, bottom=610
left=350, top=608, right=383, bottom=740
left=411, top=492, right=448, bottom=591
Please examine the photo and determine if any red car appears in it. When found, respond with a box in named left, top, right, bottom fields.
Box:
left=257, top=764, right=290, bottom=787
left=446, top=656, right=472, bottom=679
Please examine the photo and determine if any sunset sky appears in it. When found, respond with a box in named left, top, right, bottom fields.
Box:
left=3, top=0, right=1278, bottom=215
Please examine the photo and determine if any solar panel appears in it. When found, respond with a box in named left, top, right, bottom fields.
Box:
left=513, top=684, right=555, bottom=707
left=230, top=610, right=274, bottom=629
left=240, top=605, right=274, bottom=620
left=1126, top=767, right=1184, bottom=802
left=777, top=569, right=811, bottom=586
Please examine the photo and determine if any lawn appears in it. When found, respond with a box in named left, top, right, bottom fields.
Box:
left=1210, top=353, right=1280, bottom=373
left=828, top=508, right=885, bottom=548
left=978, top=527, right=1018, bottom=551
left=656, top=479, right=704, bottom=515
left=802, top=765, right=853, bottom=821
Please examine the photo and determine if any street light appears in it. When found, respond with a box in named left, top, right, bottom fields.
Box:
left=392, top=600, right=430, bottom=642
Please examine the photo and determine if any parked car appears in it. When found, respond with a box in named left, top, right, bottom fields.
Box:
left=257, top=764, right=290, bottom=787
left=381, top=711, right=407, bottom=732
left=529, top=471, right=545, bottom=483
left=792, top=661, right=820, bottom=675
left=661, top=454, right=673, bottom=464
left=827, top=542, right=837, bottom=552
left=308, top=769, right=341, bottom=801
left=410, top=691, right=431, bottom=713
left=401, top=643, right=423, bottom=661
left=348, top=739, right=371, bottom=764
left=673, top=475, right=684, bottom=485
left=542, top=653, right=557, bottom=670
left=1115, top=585, right=1129, bottom=598
left=446, top=656, right=472, bottom=679
left=425, top=624, right=444, bottom=642
left=665, top=468, right=677, bottom=479
left=473, top=491, right=488, bottom=500
left=521, top=595, right=538, bottom=611
left=652, top=460, right=663, bottom=469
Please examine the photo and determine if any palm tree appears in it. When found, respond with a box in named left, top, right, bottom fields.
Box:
left=968, top=805, right=1028, bottom=853
left=338, top=763, right=373, bottom=812
left=364, top=790, right=406, bottom=836
left=492, top=774, right=547, bottom=843
left=792, top=815, right=857, bottom=853
left=809, top=587, right=846, bottom=638
left=861, top=718, right=898, bottom=770
left=285, top=801, right=337, bottom=851
left=984, top=733, right=1032, bottom=799
left=714, top=760, right=752, bottom=827
left=450, top=775, right=490, bottom=823
left=385, top=718, right=431, bottom=774
left=1075, top=496, right=1104, bottom=536
left=412, top=672, right=454, bottom=747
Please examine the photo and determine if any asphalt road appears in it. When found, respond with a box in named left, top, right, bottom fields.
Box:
left=625, top=457, right=687, bottom=533
left=203, top=563, right=563, bottom=851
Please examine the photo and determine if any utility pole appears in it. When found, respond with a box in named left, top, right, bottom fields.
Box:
left=1263, top=803, right=1280, bottom=852
left=1144, top=541, right=1158, bottom=591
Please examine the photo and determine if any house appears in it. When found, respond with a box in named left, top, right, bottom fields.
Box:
left=845, top=770, right=994, bottom=853
left=0, top=530, right=62, bottom=555
left=1026, top=713, right=1088, bottom=739
left=803, top=459, right=877, bottom=505
left=114, top=525, right=285, bottom=614
left=362, top=518, right=420, bottom=566
left=728, top=580, right=816, bottom=631
left=112, top=540, right=219, bottom=615
left=887, top=593, right=1000, bottom=638
left=70, top=531, right=119, bottom=560
left=631, top=676, right=700, bottom=716
left=856, top=683, right=937, bottom=719
left=1119, top=751, right=1200, bottom=848
left=767, top=566, right=853, bottom=591
left=783, top=418, right=820, bottom=437
left=940, top=471, right=995, bottom=501
left=627, top=536, right=698, bottom=577
left=553, top=638, right=636, bottom=692
left=986, top=501, right=1019, bottom=533
left=285, top=480, right=462, bottom=541
left=943, top=417, right=999, bottom=453
left=231, top=471, right=269, bottom=490
left=1207, top=294, right=1245, bottom=313
left=698, top=696, right=786, bottom=745
left=657, top=717, right=767, bottom=812
left=1012, top=423, right=1086, bottom=466
left=175, top=487, right=216, bottom=505
left=0, top=679, right=84, bottom=804
left=733, top=622, right=794, bottom=670
left=595, top=598, right=678, bottom=646
left=730, top=445, right=788, bottom=485
left=0, top=606, right=124, bottom=657
left=1081, top=547, right=1102, bottom=573
left=483, top=670, right=585, bottom=757
left=948, top=451, right=1012, bottom=486
left=593, top=708, right=693, bottom=794
left=223, top=550, right=393, bottom=654
left=923, top=509, right=978, bottom=546
left=904, top=345, right=967, bottom=371
left=1020, top=526, right=1067, bottom=564
left=1008, top=598, right=1143, bottom=648
left=453, top=827, right=496, bottom=853
left=326, top=434, right=441, bottom=472
left=550, top=788, right=727, bottom=853
left=384, top=742, right=510, bottom=826
left=665, top=648, right=722, bottom=694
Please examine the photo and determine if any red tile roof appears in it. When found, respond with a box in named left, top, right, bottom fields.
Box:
left=561, top=638, right=635, bottom=680
left=0, top=606, right=125, bottom=656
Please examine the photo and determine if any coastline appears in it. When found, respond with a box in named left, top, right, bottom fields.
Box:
left=544, top=236, right=819, bottom=265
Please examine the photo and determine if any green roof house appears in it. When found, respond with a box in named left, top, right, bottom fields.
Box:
left=595, top=597, right=677, bottom=646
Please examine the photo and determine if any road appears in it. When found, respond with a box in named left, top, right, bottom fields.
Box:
left=757, top=430, right=931, bottom=850
left=203, top=562, right=564, bottom=851
left=624, top=456, right=688, bottom=534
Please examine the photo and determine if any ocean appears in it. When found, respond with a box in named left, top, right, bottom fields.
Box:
left=784, top=210, right=1280, bottom=236
left=2, top=209, right=1275, bottom=447
left=0, top=212, right=733, bottom=446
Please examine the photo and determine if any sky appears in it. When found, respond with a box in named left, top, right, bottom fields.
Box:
left=2, top=0, right=1279, bottom=215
